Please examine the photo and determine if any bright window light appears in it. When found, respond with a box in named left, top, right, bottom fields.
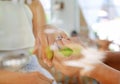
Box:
left=98, top=10, right=108, bottom=17
left=40, top=0, right=51, bottom=23
left=113, top=0, right=120, bottom=6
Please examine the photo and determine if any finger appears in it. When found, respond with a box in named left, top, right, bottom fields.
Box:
left=38, top=32, right=50, bottom=62
left=38, top=32, right=49, bottom=48
left=55, top=39, right=64, bottom=49
left=43, top=33, right=55, bottom=66
left=61, top=38, right=72, bottom=45
left=58, top=30, right=68, bottom=39
left=54, top=33, right=70, bottom=49
left=46, top=33, right=56, bottom=46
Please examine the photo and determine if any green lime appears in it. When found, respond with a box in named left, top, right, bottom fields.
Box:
left=59, top=47, right=73, bottom=57
left=45, top=47, right=53, bottom=60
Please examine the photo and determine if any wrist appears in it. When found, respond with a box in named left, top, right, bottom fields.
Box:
left=85, top=62, right=103, bottom=77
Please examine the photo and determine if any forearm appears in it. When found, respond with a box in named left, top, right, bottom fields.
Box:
left=88, top=62, right=120, bottom=84
left=105, top=51, right=120, bottom=63
left=29, top=0, right=47, bottom=38
left=0, top=70, right=13, bottom=84
left=32, top=0, right=46, bottom=27
left=104, top=51, right=120, bottom=70
left=0, top=70, right=52, bottom=84
left=0, top=70, right=22, bottom=84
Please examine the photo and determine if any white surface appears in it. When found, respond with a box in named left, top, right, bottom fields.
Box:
left=0, top=1, right=35, bottom=50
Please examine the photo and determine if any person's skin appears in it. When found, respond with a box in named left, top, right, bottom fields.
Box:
left=87, top=62, right=120, bottom=84
left=0, top=70, right=53, bottom=84
left=0, top=0, right=52, bottom=84
left=104, top=51, right=120, bottom=70
left=89, top=51, right=120, bottom=84
left=55, top=41, right=120, bottom=84
left=53, top=42, right=120, bottom=84
left=28, top=0, right=47, bottom=63
left=27, top=1, right=120, bottom=84
left=33, top=25, right=69, bottom=67
left=28, top=0, right=46, bottom=38
left=44, top=31, right=120, bottom=84
left=87, top=51, right=120, bottom=84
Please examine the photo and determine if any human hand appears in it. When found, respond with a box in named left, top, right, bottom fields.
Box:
left=33, top=24, right=105, bottom=77
left=0, top=70, right=53, bottom=84
left=34, top=25, right=84, bottom=76
left=51, top=37, right=105, bottom=76
left=51, top=38, right=84, bottom=76
left=62, top=46, right=105, bottom=76
left=33, top=25, right=68, bottom=67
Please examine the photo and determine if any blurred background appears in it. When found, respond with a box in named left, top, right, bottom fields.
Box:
left=41, top=0, right=120, bottom=51
left=40, top=0, right=120, bottom=84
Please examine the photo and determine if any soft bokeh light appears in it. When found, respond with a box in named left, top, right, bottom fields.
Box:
left=40, top=0, right=51, bottom=23
left=98, top=10, right=108, bottom=17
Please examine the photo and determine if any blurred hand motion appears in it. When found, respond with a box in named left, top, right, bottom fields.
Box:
left=34, top=25, right=105, bottom=77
